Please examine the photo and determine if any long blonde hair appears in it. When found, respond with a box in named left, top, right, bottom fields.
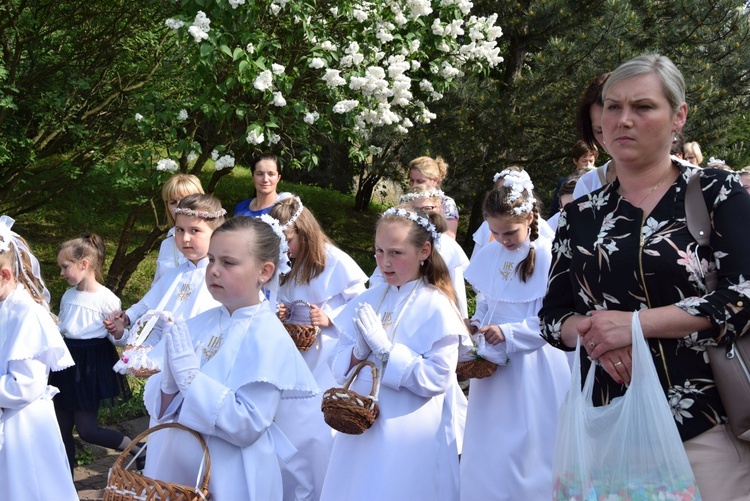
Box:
left=268, top=196, right=331, bottom=286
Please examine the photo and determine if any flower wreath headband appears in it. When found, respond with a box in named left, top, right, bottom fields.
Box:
left=399, top=189, right=445, bottom=205
left=173, top=207, right=227, bottom=219
left=383, top=207, right=440, bottom=241
left=258, top=214, right=292, bottom=276
left=280, top=196, right=304, bottom=231
left=502, top=170, right=537, bottom=215
left=0, top=215, right=51, bottom=307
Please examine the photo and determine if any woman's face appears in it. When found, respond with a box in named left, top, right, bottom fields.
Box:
left=601, top=73, right=687, bottom=168
left=253, top=159, right=281, bottom=196
left=409, top=169, right=438, bottom=189
left=589, top=103, right=605, bottom=150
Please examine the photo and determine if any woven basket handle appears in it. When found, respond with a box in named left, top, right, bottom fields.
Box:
left=343, top=360, right=380, bottom=399
left=114, top=422, right=211, bottom=493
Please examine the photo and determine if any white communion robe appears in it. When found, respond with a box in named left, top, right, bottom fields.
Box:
left=117, top=258, right=220, bottom=365
left=153, top=227, right=187, bottom=283
left=275, top=243, right=367, bottom=501
left=320, top=278, right=472, bottom=501
left=143, top=302, right=319, bottom=501
left=0, top=286, right=77, bottom=500
left=459, top=236, right=571, bottom=501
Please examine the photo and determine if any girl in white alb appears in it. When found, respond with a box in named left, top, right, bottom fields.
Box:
left=105, top=194, right=226, bottom=365
left=0, top=216, right=77, bottom=500
left=472, top=168, right=555, bottom=260
left=320, top=207, right=471, bottom=501
left=459, top=171, right=570, bottom=501
left=143, top=215, right=318, bottom=501
left=270, top=196, right=368, bottom=501
left=153, top=173, right=205, bottom=283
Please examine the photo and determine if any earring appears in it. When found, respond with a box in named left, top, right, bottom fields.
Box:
left=420, top=261, right=424, bottom=266
left=672, top=133, right=678, bottom=144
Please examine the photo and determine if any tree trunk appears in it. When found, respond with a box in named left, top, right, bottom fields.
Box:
left=354, top=170, right=380, bottom=211
left=105, top=197, right=165, bottom=295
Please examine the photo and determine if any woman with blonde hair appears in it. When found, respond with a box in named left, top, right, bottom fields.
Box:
left=408, top=156, right=459, bottom=239
left=683, top=141, right=703, bottom=166
left=540, top=53, right=750, bottom=499
left=154, top=173, right=205, bottom=282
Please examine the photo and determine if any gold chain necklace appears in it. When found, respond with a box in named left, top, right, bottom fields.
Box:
left=626, top=166, right=673, bottom=208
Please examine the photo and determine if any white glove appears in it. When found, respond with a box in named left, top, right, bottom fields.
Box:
left=166, top=321, right=200, bottom=393
left=474, top=333, right=487, bottom=354
left=160, top=349, right=179, bottom=394
left=352, top=322, right=372, bottom=360
left=354, top=303, right=392, bottom=360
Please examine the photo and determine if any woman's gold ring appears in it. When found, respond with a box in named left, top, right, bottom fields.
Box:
left=614, top=361, right=623, bottom=367
left=588, top=341, right=596, bottom=348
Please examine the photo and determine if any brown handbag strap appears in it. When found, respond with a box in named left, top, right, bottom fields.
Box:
left=684, top=171, right=718, bottom=293
left=685, top=172, right=711, bottom=248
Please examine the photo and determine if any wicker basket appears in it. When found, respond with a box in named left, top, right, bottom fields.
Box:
left=456, top=357, right=498, bottom=379
left=282, top=300, right=320, bottom=351
left=122, top=344, right=160, bottom=379
left=321, top=360, right=380, bottom=435
left=104, top=422, right=211, bottom=501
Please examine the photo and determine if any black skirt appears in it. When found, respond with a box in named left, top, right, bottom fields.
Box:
left=49, top=337, right=132, bottom=412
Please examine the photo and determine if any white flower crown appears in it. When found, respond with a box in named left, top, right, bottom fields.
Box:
left=280, top=196, right=304, bottom=231
left=173, top=207, right=227, bottom=219
left=493, top=168, right=517, bottom=184
left=259, top=214, right=291, bottom=275
left=399, top=189, right=444, bottom=205
left=503, top=170, right=537, bottom=215
left=383, top=207, right=440, bottom=241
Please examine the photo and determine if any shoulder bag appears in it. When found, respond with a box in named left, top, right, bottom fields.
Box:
left=685, top=172, right=750, bottom=441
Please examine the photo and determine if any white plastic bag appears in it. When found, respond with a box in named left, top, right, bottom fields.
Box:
left=552, top=311, right=701, bottom=500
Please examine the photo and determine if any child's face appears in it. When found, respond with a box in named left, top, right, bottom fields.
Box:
left=57, top=254, right=87, bottom=288
left=486, top=213, right=532, bottom=251
left=206, top=231, right=273, bottom=313
left=375, top=221, right=431, bottom=287
left=574, top=151, right=596, bottom=169
left=285, top=230, right=300, bottom=259
left=174, top=214, right=214, bottom=264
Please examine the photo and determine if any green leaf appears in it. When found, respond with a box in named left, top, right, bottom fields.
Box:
left=232, top=47, right=245, bottom=61
left=199, top=43, right=213, bottom=58
left=219, top=45, right=232, bottom=58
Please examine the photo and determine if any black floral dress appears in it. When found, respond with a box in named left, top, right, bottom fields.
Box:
left=540, top=162, right=750, bottom=441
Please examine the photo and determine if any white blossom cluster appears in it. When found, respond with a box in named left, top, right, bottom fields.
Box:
left=214, top=154, right=235, bottom=170
left=156, top=159, right=178, bottom=172
left=187, top=11, right=210, bottom=43
left=160, top=1, right=504, bottom=161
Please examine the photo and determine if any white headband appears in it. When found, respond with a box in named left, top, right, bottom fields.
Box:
left=399, top=189, right=444, bottom=205
left=258, top=214, right=291, bottom=276
left=0, top=215, right=51, bottom=308
left=383, top=207, right=440, bottom=241
left=502, top=171, right=537, bottom=215
left=280, top=196, right=304, bottom=231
